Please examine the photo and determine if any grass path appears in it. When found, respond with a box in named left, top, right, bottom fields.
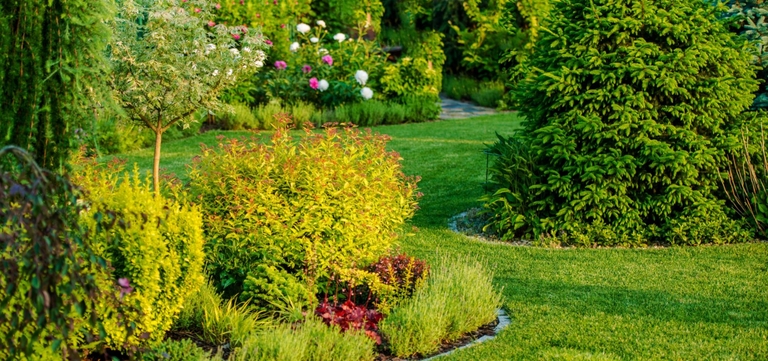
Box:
left=111, top=114, right=768, bottom=360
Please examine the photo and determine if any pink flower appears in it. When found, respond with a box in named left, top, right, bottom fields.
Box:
left=274, top=60, right=287, bottom=70
left=232, top=33, right=241, bottom=40
left=215, top=3, right=221, bottom=9
left=322, top=55, right=333, bottom=66
left=302, top=64, right=312, bottom=73
left=118, top=278, right=133, bottom=299
left=309, top=77, right=319, bottom=90
left=265, top=39, right=273, bottom=46
left=280, top=24, right=286, bottom=28
left=194, top=7, right=201, bottom=13
left=208, top=20, right=216, bottom=27
left=273, top=0, right=278, bottom=4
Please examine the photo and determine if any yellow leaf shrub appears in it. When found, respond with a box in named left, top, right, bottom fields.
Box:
left=73, top=159, right=206, bottom=349
left=188, top=122, right=420, bottom=311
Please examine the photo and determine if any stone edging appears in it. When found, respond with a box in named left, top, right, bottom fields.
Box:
left=421, top=308, right=511, bottom=360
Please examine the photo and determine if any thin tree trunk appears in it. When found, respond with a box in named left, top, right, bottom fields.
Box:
left=153, top=128, right=162, bottom=196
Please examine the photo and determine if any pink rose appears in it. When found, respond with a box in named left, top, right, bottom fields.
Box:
left=265, top=39, right=273, bottom=46
left=194, top=7, right=201, bottom=13
left=322, top=55, right=333, bottom=66
left=232, top=33, right=241, bottom=40
left=215, top=3, right=221, bottom=9
left=274, top=60, right=287, bottom=70
left=302, top=64, right=312, bottom=74
left=208, top=20, right=216, bottom=27
left=309, top=77, right=319, bottom=90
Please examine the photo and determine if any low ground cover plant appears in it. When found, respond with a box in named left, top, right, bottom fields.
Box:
left=380, top=255, right=502, bottom=358
left=188, top=118, right=420, bottom=312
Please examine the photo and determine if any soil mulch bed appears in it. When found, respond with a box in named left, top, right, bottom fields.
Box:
left=374, top=317, right=499, bottom=361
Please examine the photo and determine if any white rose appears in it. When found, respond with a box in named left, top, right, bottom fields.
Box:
left=212, top=69, right=219, bottom=76
left=318, top=79, right=329, bottom=91
left=310, top=37, right=319, bottom=43
left=297, top=23, right=311, bottom=34
left=361, top=87, right=373, bottom=100
left=317, top=20, right=326, bottom=28
left=290, top=42, right=300, bottom=52
left=333, top=33, right=346, bottom=42
left=254, top=60, right=264, bottom=68
left=354, top=70, right=368, bottom=86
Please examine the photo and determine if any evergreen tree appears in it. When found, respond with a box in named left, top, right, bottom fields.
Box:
left=0, top=0, right=112, bottom=170
left=484, top=0, right=758, bottom=246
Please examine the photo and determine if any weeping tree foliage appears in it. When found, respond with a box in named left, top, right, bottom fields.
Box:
left=0, top=0, right=112, bottom=170
left=484, top=0, right=759, bottom=246
left=108, top=0, right=268, bottom=195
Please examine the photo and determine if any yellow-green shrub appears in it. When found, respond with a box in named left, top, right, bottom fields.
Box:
left=74, top=159, right=206, bottom=349
left=188, top=121, right=420, bottom=312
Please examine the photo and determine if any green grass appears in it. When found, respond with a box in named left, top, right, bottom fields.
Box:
left=109, top=113, right=768, bottom=360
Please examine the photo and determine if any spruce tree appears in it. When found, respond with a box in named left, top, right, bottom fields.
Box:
left=485, top=0, right=757, bottom=246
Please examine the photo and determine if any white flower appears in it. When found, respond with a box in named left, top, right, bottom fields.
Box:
left=354, top=70, right=368, bottom=86
left=361, top=87, right=373, bottom=100
left=230, top=48, right=240, bottom=56
left=205, top=43, right=216, bottom=55
left=290, top=42, right=300, bottom=52
left=310, top=37, right=319, bottom=43
left=333, top=33, right=346, bottom=42
left=318, top=48, right=328, bottom=55
left=255, top=50, right=267, bottom=61
left=191, top=63, right=197, bottom=70
left=318, top=79, right=329, bottom=91
left=317, top=20, right=326, bottom=28
left=227, top=68, right=233, bottom=76
left=297, top=23, right=311, bottom=34
left=242, top=47, right=252, bottom=53
left=212, top=69, right=219, bottom=76
left=254, top=60, right=264, bottom=68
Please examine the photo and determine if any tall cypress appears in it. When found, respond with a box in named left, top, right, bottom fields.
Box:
left=0, top=0, right=111, bottom=170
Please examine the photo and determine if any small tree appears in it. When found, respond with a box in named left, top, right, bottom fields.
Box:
left=108, top=0, right=267, bottom=194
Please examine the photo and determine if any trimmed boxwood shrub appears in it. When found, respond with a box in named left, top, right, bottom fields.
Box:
left=74, top=159, right=206, bottom=349
left=188, top=120, right=420, bottom=312
left=484, top=0, right=757, bottom=246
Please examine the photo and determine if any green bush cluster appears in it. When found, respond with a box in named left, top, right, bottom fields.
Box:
left=74, top=159, right=206, bottom=349
left=484, top=0, right=758, bottom=246
left=380, top=256, right=502, bottom=358
left=188, top=122, right=420, bottom=312
left=443, top=75, right=505, bottom=108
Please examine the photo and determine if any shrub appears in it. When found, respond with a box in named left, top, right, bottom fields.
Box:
left=73, top=158, right=206, bottom=349
left=365, top=252, right=428, bottom=310
left=188, top=121, right=420, bottom=312
left=143, top=339, right=220, bottom=361
left=253, top=103, right=285, bottom=130
left=0, top=147, right=111, bottom=359
left=470, top=82, right=505, bottom=108
left=721, top=0, right=768, bottom=109
left=485, top=0, right=759, bottom=246
left=442, top=75, right=479, bottom=101
left=379, top=255, right=502, bottom=358
left=218, top=104, right=259, bottom=131
left=399, top=95, right=441, bottom=123
left=230, top=317, right=375, bottom=361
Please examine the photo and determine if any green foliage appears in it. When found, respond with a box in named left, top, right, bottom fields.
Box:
left=219, top=104, right=260, bottom=130
left=0, top=147, right=108, bottom=359
left=443, top=75, right=505, bottom=108
left=313, top=0, right=384, bottom=34
left=721, top=0, right=768, bottom=108
left=448, top=0, right=512, bottom=78
left=0, top=0, right=112, bottom=170
left=382, top=56, right=441, bottom=101
left=73, top=159, right=206, bottom=349
left=108, top=0, right=268, bottom=193
left=325, top=100, right=406, bottom=125
left=483, top=0, right=760, bottom=246
left=188, top=123, right=420, bottom=312
left=143, top=339, right=219, bottom=361
left=379, top=255, right=502, bottom=358
left=230, top=317, right=375, bottom=361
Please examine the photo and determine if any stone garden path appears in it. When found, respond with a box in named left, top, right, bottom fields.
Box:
left=439, top=95, right=501, bottom=119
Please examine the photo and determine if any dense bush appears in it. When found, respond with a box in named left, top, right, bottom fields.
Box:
left=143, top=339, right=219, bottom=361
left=363, top=252, right=428, bottom=312
left=484, top=0, right=758, bottom=246
left=188, top=121, right=420, bottom=312
left=443, top=75, right=505, bottom=108
left=720, top=0, right=768, bottom=108
left=379, top=256, right=502, bottom=358
left=0, top=147, right=110, bottom=359
left=74, top=158, right=206, bottom=349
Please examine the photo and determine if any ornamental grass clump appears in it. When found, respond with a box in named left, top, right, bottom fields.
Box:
left=379, top=256, right=502, bottom=358
left=484, top=0, right=759, bottom=246
left=188, top=118, right=420, bottom=312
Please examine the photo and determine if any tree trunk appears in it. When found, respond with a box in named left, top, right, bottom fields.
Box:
left=153, top=128, right=162, bottom=196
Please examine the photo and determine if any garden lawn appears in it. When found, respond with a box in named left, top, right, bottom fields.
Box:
left=110, top=114, right=768, bottom=360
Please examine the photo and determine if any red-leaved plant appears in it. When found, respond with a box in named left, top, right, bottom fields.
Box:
left=315, top=299, right=384, bottom=344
